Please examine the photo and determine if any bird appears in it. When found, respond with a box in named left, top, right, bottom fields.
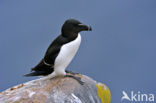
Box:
left=25, top=19, right=92, bottom=83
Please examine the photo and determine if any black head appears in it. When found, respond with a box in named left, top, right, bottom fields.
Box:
left=61, top=19, right=92, bottom=37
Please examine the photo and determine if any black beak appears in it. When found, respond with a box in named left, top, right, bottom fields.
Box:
left=78, top=24, right=92, bottom=31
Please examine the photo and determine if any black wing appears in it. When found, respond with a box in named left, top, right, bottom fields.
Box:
left=44, top=35, right=69, bottom=65
left=25, top=35, right=69, bottom=76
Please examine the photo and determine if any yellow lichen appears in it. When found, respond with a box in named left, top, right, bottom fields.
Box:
left=96, top=83, right=111, bottom=103
left=13, top=101, right=20, bottom=103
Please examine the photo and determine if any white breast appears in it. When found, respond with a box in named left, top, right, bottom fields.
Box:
left=54, top=33, right=81, bottom=76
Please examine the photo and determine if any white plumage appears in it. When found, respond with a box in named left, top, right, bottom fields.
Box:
left=49, top=33, right=81, bottom=78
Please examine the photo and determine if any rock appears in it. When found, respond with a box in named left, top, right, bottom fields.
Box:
left=0, top=74, right=111, bottom=103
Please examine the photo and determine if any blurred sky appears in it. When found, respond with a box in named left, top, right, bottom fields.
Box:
left=0, top=0, right=156, bottom=102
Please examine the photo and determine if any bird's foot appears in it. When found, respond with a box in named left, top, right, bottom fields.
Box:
left=65, top=70, right=80, bottom=75
left=65, top=75, right=84, bottom=85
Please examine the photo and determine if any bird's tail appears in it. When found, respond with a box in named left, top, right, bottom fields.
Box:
left=24, top=71, right=47, bottom=77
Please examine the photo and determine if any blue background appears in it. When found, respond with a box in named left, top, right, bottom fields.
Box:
left=0, top=0, right=156, bottom=102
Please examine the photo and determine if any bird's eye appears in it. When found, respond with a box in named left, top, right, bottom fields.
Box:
left=73, top=24, right=78, bottom=26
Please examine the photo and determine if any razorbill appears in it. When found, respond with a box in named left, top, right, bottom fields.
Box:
left=25, top=19, right=92, bottom=82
